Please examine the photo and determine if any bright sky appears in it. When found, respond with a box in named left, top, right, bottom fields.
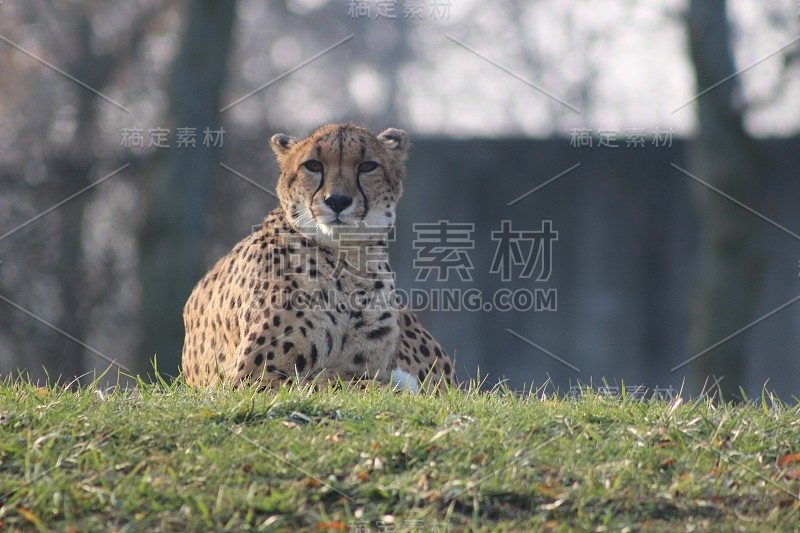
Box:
left=276, top=0, right=800, bottom=138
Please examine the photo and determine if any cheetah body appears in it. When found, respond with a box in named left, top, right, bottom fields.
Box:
left=182, top=124, right=456, bottom=391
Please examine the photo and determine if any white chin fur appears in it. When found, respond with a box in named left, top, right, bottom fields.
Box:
left=390, top=368, right=420, bottom=394
left=291, top=204, right=395, bottom=245
left=363, top=208, right=393, bottom=230
left=317, top=223, right=336, bottom=237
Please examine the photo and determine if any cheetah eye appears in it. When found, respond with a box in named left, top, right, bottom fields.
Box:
left=358, top=161, right=379, bottom=173
left=303, top=160, right=324, bottom=173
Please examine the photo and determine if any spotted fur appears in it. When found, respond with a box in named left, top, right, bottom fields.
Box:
left=182, top=124, right=456, bottom=392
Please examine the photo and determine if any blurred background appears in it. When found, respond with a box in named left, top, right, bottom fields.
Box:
left=0, top=0, right=799, bottom=399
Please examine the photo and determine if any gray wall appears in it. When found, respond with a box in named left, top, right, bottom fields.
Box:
left=387, top=137, right=800, bottom=398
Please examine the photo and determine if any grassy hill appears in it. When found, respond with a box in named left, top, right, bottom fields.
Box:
left=1, top=377, right=799, bottom=531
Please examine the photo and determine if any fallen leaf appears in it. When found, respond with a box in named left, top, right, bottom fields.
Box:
left=784, top=468, right=800, bottom=480
left=417, top=474, right=430, bottom=491
left=325, top=433, right=344, bottom=443
left=315, top=520, right=347, bottom=531
left=660, top=458, right=677, bottom=470
left=539, top=498, right=567, bottom=511
left=636, top=520, right=664, bottom=528
left=304, top=476, right=323, bottom=488
left=16, top=508, right=41, bottom=528
left=429, top=428, right=454, bottom=443
left=471, top=453, right=486, bottom=464
left=777, top=453, right=800, bottom=467
left=536, top=481, right=564, bottom=498
left=694, top=496, right=725, bottom=507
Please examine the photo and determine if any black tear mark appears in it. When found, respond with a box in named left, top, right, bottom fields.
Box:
left=356, top=175, right=369, bottom=221
left=367, top=326, right=391, bottom=340
left=326, top=331, right=334, bottom=354
left=310, top=145, right=325, bottom=207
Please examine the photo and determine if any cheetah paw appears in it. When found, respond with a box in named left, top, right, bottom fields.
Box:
left=390, top=368, right=420, bottom=394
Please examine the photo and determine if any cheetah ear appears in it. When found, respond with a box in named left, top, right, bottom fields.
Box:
left=378, top=128, right=409, bottom=153
left=270, top=133, right=299, bottom=161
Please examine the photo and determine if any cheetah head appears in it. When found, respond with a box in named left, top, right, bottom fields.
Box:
left=270, top=123, right=409, bottom=246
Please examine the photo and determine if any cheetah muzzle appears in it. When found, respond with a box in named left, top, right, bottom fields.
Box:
left=182, top=124, right=457, bottom=392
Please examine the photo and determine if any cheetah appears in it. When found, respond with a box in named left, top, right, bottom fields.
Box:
left=182, top=124, right=457, bottom=392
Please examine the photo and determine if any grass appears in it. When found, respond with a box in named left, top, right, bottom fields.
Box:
left=1, top=375, right=799, bottom=532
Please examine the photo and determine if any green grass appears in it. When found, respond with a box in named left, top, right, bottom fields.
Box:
left=1, top=376, right=799, bottom=532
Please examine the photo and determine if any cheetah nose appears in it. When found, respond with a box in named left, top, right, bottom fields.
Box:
left=324, top=194, right=353, bottom=214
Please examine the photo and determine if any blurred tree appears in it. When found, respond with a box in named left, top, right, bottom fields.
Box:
left=685, top=0, right=767, bottom=399
left=138, top=0, right=238, bottom=377
left=52, top=4, right=164, bottom=385
left=0, top=2, right=164, bottom=384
